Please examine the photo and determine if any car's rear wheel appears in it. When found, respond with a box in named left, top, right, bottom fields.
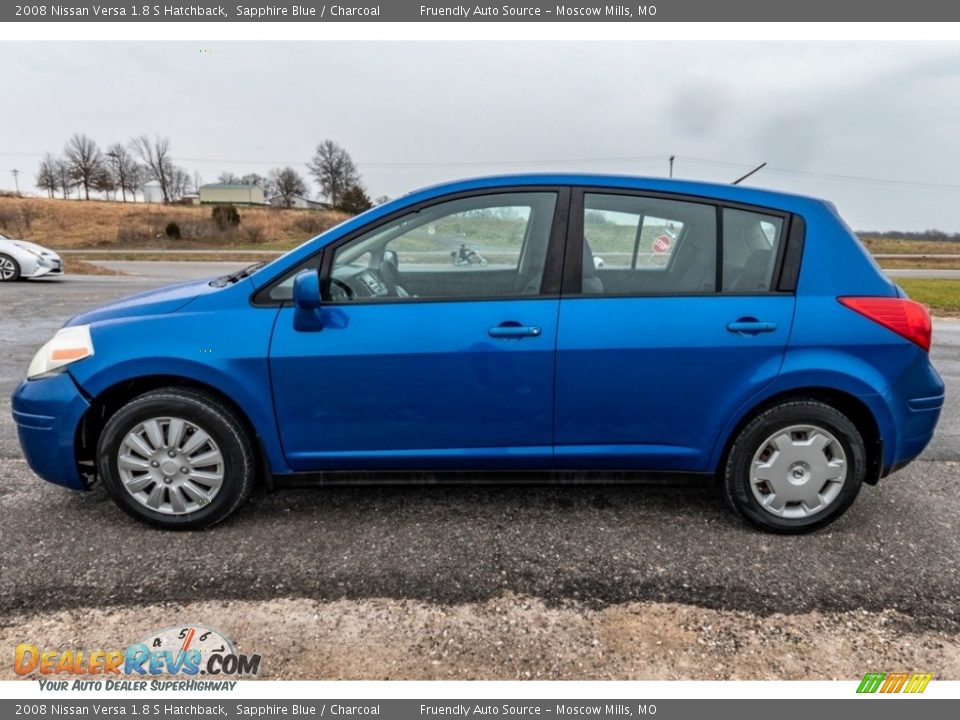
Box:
left=0, top=253, right=21, bottom=281
left=723, top=400, right=866, bottom=533
left=98, top=388, right=256, bottom=529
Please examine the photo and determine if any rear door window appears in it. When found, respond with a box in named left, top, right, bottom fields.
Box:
left=580, top=193, right=717, bottom=295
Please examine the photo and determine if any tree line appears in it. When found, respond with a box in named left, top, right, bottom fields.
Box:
left=859, top=229, right=960, bottom=242
left=33, top=135, right=374, bottom=212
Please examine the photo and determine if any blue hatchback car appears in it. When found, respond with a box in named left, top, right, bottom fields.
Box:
left=11, top=175, right=945, bottom=532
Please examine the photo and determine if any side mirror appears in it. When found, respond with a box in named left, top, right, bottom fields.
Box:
left=293, top=270, right=322, bottom=309
left=293, top=270, right=324, bottom=332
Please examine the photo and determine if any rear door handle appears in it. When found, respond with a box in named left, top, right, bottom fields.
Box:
left=727, top=320, right=777, bottom=334
left=488, top=325, right=542, bottom=339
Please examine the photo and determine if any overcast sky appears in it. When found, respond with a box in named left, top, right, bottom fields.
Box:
left=2, top=42, right=960, bottom=231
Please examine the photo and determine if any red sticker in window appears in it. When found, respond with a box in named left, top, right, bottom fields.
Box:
left=653, top=235, right=672, bottom=254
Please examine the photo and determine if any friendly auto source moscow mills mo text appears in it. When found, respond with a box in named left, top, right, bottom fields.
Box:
left=419, top=5, right=654, bottom=17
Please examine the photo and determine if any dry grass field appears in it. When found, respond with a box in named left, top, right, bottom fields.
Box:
left=0, top=196, right=348, bottom=251
left=860, top=235, right=960, bottom=255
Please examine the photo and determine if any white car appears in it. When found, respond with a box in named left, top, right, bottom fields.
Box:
left=0, top=233, right=64, bottom=281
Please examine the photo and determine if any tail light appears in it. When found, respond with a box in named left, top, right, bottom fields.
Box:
left=838, top=297, right=932, bottom=352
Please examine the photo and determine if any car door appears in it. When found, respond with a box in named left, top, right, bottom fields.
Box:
left=268, top=188, right=568, bottom=472
left=554, top=189, right=797, bottom=471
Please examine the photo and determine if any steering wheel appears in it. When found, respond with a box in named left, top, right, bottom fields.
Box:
left=329, top=277, right=354, bottom=301
left=379, top=255, right=409, bottom=297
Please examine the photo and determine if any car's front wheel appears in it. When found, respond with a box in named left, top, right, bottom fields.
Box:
left=0, top=253, right=21, bottom=281
left=723, top=400, right=866, bottom=533
left=98, top=388, right=256, bottom=529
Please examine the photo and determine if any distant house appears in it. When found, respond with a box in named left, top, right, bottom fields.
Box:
left=268, top=194, right=328, bottom=210
left=199, top=183, right=265, bottom=206
left=142, top=181, right=164, bottom=203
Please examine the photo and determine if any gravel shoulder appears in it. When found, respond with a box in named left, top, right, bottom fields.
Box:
left=3, top=595, right=958, bottom=681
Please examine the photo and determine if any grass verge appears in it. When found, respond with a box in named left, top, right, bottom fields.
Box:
left=879, top=257, right=960, bottom=270
left=896, top=278, right=960, bottom=317
left=65, top=259, right=125, bottom=276
left=63, top=252, right=281, bottom=263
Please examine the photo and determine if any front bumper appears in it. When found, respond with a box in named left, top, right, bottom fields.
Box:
left=11, top=372, right=91, bottom=490
left=23, top=257, right=63, bottom=278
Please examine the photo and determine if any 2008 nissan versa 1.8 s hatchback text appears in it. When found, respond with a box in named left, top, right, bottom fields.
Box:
left=11, top=175, right=945, bottom=532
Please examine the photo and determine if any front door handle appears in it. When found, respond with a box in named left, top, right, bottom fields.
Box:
left=727, top=319, right=777, bottom=334
left=488, top=324, right=542, bottom=339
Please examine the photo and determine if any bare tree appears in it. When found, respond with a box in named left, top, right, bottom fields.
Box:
left=105, top=143, right=140, bottom=202
left=92, top=164, right=116, bottom=199
left=126, top=164, right=145, bottom=202
left=131, top=135, right=175, bottom=203
left=240, top=173, right=274, bottom=196
left=307, top=140, right=360, bottom=207
left=36, top=154, right=58, bottom=198
left=218, top=172, right=241, bottom=184
left=54, top=159, right=75, bottom=200
left=169, top=167, right=192, bottom=201
left=269, top=167, right=307, bottom=208
left=64, top=134, right=106, bottom=200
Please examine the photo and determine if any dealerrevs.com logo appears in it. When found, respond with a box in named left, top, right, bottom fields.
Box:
left=14, top=625, right=260, bottom=690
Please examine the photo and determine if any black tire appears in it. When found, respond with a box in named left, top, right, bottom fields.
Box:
left=723, top=400, right=867, bottom=534
left=98, top=388, right=256, bottom=529
left=0, top=253, right=21, bottom=282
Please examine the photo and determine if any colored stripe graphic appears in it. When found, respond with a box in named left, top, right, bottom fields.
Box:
left=857, top=672, right=932, bottom=694
left=904, top=673, right=933, bottom=693
left=857, top=673, right=885, bottom=693
left=881, top=672, right=909, bottom=693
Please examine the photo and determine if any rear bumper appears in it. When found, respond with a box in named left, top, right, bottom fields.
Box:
left=878, top=353, right=945, bottom=474
left=10, top=372, right=90, bottom=490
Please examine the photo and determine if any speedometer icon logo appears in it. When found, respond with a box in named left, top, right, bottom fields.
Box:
left=138, top=625, right=235, bottom=672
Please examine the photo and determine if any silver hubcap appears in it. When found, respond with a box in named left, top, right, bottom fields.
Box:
left=749, top=424, right=847, bottom=519
left=117, top=417, right=224, bottom=515
left=0, top=257, right=16, bottom=280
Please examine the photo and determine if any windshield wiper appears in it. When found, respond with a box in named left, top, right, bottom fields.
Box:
left=209, top=262, right=266, bottom=288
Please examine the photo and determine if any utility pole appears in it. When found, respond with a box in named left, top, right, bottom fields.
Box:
left=12, top=168, right=20, bottom=196
left=668, top=155, right=675, bottom=178
left=106, top=151, right=126, bottom=202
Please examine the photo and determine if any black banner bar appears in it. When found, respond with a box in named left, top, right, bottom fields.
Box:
left=6, top=1, right=960, bottom=23
left=2, top=699, right=959, bottom=720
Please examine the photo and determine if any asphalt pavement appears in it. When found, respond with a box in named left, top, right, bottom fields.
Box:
left=1, top=270, right=958, bottom=630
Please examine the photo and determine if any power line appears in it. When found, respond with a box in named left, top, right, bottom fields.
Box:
left=677, top=155, right=960, bottom=193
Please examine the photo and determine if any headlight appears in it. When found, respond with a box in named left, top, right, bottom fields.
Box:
left=15, top=244, right=43, bottom=258
left=27, top=325, right=95, bottom=379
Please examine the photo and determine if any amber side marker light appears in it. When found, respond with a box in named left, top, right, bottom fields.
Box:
left=50, top=347, right=92, bottom=362
left=838, top=297, right=932, bottom=352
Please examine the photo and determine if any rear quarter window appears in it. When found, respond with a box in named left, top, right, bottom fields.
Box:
left=721, top=208, right=785, bottom=292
